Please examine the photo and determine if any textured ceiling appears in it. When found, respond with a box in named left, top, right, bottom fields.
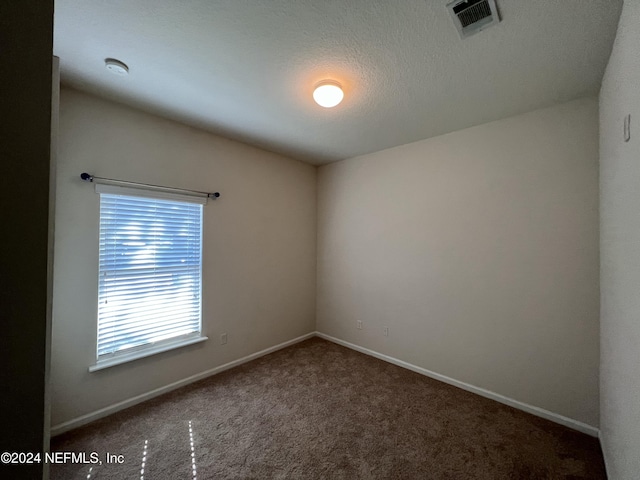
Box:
left=54, top=0, right=622, bottom=166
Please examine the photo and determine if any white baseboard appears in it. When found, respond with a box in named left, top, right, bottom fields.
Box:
left=315, top=332, right=600, bottom=437
left=599, top=430, right=611, bottom=476
left=51, top=332, right=315, bottom=436
left=52, top=330, right=599, bottom=439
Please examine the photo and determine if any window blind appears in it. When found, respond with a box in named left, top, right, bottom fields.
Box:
left=97, top=186, right=203, bottom=358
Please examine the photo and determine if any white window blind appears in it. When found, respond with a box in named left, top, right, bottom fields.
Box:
left=96, top=184, right=204, bottom=360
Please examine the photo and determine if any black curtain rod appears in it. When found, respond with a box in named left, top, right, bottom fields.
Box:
left=80, top=173, right=220, bottom=199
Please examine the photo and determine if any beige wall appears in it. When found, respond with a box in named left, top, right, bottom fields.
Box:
left=317, top=97, right=600, bottom=427
left=51, top=89, right=317, bottom=427
left=53, top=87, right=602, bottom=434
left=600, top=0, right=640, bottom=477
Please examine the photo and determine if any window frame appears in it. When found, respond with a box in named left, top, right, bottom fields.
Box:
left=89, top=183, right=208, bottom=372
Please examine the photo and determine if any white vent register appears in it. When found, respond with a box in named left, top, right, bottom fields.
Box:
left=447, top=0, right=500, bottom=38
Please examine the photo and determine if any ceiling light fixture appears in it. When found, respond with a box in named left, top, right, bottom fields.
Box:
left=105, top=58, right=129, bottom=76
left=313, top=81, right=344, bottom=108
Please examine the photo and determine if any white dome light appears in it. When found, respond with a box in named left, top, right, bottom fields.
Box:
left=313, top=81, right=344, bottom=108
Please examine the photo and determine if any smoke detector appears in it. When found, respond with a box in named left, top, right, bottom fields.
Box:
left=105, top=58, right=129, bottom=76
left=447, top=0, right=500, bottom=39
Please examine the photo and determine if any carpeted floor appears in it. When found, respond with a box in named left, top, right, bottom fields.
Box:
left=51, top=338, right=606, bottom=479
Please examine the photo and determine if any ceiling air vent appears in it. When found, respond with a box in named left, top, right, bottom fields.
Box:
left=447, top=0, right=500, bottom=39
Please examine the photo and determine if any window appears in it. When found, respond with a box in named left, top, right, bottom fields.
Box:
left=91, top=184, right=206, bottom=370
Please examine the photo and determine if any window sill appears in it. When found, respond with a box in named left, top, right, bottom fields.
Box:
left=89, top=335, right=208, bottom=372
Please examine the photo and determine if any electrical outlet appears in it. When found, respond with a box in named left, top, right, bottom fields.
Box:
left=383, top=327, right=389, bottom=337
left=220, top=333, right=228, bottom=345
left=357, top=320, right=363, bottom=330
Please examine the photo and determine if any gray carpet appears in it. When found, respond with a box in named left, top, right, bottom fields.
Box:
left=51, top=338, right=606, bottom=479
